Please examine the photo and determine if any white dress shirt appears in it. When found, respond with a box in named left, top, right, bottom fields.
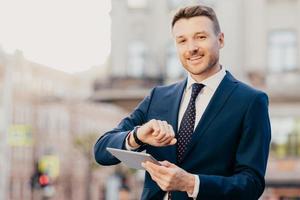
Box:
left=126, top=67, right=226, bottom=199
left=173, top=67, right=226, bottom=199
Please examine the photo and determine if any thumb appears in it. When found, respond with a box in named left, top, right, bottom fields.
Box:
left=169, top=138, right=177, bottom=145
left=159, top=160, right=172, bottom=167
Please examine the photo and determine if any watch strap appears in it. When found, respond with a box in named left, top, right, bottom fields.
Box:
left=133, top=126, right=144, bottom=145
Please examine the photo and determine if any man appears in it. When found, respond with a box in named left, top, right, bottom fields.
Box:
left=94, top=5, right=271, bottom=200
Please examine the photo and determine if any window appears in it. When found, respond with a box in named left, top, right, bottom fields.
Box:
left=166, top=43, right=185, bottom=79
left=13, top=104, right=32, bottom=124
left=270, top=117, right=300, bottom=158
left=11, top=178, right=21, bottom=199
left=268, top=31, right=297, bottom=72
left=127, top=0, right=148, bottom=9
left=127, top=41, right=147, bottom=77
left=167, top=0, right=182, bottom=9
left=198, top=0, right=218, bottom=7
left=168, top=0, right=217, bottom=9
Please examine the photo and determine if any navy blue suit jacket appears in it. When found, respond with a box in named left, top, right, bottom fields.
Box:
left=94, top=71, right=271, bottom=200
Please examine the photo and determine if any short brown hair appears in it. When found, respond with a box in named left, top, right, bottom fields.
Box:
left=172, top=5, right=221, bottom=35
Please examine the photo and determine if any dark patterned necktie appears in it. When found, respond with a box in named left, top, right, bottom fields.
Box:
left=168, top=83, right=204, bottom=200
left=176, top=83, right=205, bottom=163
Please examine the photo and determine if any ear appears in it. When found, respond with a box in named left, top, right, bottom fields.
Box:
left=218, top=32, right=224, bottom=49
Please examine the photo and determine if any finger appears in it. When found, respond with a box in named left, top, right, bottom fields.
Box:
left=144, top=160, right=157, bottom=171
left=159, top=160, right=172, bottom=167
left=159, top=121, right=173, bottom=142
left=150, top=120, right=161, bottom=136
left=143, top=163, right=163, bottom=183
left=146, top=161, right=169, bottom=175
left=168, top=124, right=176, bottom=138
left=161, top=160, right=178, bottom=168
left=154, top=177, right=170, bottom=191
left=143, top=162, right=174, bottom=191
left=150, top=175, right=169, bottom=191
left=168, top=125, right=176, bottom=143
left=170, top=138, right=177, bottom=145
left=159, top=136, right=173, bottom=144
left=162, top=137, right=177, bottom=146
left=149, top=171, right=174, bottom=192
left=143, top=161, right=159, bottom=172
left=145, top=168, right=170, bottom=189
left=154, top=121, right=167, bottom=141
left=159, top=124, right=176, bottom=144
left=151, top=162, right=170, bottom=175
left=142, top=162, right=154, bottom=176
left=158, top=130, right=173, bottom=144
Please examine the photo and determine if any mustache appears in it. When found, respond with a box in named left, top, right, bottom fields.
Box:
left=188, top=48, right=203, bottom=57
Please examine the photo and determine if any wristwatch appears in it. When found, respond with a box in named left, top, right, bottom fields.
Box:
left=132, top=126, right=145, bottom=146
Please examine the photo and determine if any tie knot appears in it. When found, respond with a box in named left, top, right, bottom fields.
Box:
left=191, top=83, right=205, bottom=100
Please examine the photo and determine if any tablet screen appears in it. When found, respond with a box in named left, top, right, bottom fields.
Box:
left=106, top=147, right=160, bottom=170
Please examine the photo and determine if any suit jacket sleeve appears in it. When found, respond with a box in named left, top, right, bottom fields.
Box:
left=94, top=88, right=155, bottom=166
left=197, top=92, right=271, bottom=200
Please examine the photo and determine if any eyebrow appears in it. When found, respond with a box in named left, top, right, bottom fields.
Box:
left=195, top=31, right=208, bottom=35
left=175, top=31, right=208, bottom=39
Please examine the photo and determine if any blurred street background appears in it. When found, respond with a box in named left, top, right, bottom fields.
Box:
left=1, top=0, right=300, bottom=199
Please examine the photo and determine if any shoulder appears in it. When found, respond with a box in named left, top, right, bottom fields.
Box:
left=221, top=72, right=270, bottom=118
left=226, top=71, right=267, bottom=97
left=237, top=81, right=265, bottom=96
left=151, top=79, right=186, bottom=96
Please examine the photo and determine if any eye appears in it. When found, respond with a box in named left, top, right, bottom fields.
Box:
left=196, top=35, right=206, bottom=40
left=177, top=39, right=186, bottom=44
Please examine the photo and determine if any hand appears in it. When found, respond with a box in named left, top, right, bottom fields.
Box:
left=129, top=119, right=177, bottom=147
left=142, top=160, right=195, bottom=193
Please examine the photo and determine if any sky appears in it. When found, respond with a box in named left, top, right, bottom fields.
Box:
left=0, top=0, right=111, bottom=73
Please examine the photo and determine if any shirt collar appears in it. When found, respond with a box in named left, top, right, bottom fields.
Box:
left=186, top=66, right=226, bottom=92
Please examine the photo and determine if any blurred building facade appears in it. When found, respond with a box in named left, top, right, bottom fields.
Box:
left=92, top=0, right=300, bottom=199
left=0, top=49, right=133, bottom=200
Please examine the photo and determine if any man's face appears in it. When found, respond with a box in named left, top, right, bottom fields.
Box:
left=172, top=16, right=224, bottom=81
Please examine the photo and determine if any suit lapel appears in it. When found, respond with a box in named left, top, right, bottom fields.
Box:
left=163, top=79, right=186, bottom=164
left=180, top=71, right=238, bottom=162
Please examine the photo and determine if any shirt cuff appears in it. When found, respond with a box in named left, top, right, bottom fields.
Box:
left=125, top=131, right=140, bottom=150
left=187, top=175, right=200, bottom=199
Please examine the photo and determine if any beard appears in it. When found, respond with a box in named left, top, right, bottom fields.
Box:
left=182, top=51, right=220, bottom=76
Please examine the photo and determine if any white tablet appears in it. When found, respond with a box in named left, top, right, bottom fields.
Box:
left=106, top=147, right=161, bottom=170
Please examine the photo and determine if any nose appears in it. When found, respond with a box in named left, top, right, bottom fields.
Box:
left=187, top=41, right=199, bottom=55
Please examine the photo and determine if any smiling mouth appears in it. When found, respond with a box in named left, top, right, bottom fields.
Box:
left=188, top=55, right=204, bottom=62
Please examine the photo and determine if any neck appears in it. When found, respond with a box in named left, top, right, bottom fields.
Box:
left=190, top=63, right=221, bottom=82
